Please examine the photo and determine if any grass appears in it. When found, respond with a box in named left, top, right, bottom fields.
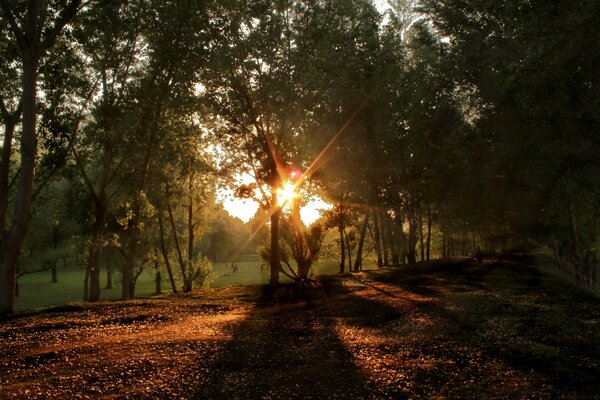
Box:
left=15, top=258, right=379, bottom=311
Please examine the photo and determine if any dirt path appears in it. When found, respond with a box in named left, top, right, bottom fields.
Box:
left=1, top=259, right=599, bottom=399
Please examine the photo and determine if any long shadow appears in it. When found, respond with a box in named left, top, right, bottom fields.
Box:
left=193, top=280, right=402, bottom=399
left=361, top=261, right=600, bottom=396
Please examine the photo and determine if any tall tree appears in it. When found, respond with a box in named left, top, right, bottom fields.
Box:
left=0, top=0, right=82, bottom=315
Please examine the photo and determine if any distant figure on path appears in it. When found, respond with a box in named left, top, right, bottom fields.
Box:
left=475, top=246, right=484, bottom=265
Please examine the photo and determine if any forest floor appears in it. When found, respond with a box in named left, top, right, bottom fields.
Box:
left=1, top=256, right=599, bottom=399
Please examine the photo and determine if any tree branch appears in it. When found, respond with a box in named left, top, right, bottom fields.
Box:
left=0, top=0, right=26, bottom=49
left=39, top=0, right=83, bottom=56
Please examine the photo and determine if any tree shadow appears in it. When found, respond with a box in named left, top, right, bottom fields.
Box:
left=193, top=281, right=390, bottom=399
left=359, top=261, right=600, bottom=397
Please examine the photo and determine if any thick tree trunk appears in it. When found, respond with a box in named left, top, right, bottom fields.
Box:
left=122, top=233, right=137, bottom=300
left=269, top=188, right=281, bottom=285
left=0, top=112, right=18, bottom=234
left=85, top=201, right=106, bottom=302
left=0, top=0, right=81, bottom=314
left=0, top=52, right=38, bottom=315
left=354, top=209, right=370, bottom=271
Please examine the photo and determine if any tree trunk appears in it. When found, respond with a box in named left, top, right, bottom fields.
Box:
left=0, top=111, right=18, bottom=236
left=338, top=218, right=346, bottom=274
left=345, top=229, right=352, bottom=271
left=185, top=174, right=195, bottom=292
left=0, top=0, right=81, bottom=315
left=354, top=209, right=370, bottom=272
left=568, top=200, right=582, bottom=274
left=391, top=221, right=400, bottom=267
left=373, top=212, right=383, bottom=268
left=269, top=187, right=281, bottom=285
left=157, top=207, right=178, bottom=293
left=86, top=200, right=106, bottom=302
left=48, top=261, right=57, bottom=283
left=155, top=266, right=162, bottom=295
left=426, top=204, right=432, bottom=261
left=105, top=260, right=112, bottom=289
left=167, top=198, right=189, bottom=292
left=382, top=213, right=390, bottom=267
left=419, top=209, right=425, bottom=261
left=407, top=209, right=418, bottom=264
left=0, top=51, right=38, bottom=315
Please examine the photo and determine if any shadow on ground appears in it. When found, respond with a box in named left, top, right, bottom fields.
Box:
left=1, top=258, right=599, bottom=399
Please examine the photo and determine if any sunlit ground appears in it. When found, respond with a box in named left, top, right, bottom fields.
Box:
left=2, top=257, right=599, bottom=399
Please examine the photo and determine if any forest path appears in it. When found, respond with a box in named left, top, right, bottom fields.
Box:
left=1, top=258, right=599, bottom=399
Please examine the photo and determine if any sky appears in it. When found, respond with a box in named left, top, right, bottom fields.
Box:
left=217, top=174, right=332, bottom=226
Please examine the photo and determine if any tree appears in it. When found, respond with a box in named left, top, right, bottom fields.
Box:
left=0, top=0, right=82, bottom=315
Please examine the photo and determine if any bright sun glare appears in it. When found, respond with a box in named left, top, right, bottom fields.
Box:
left=217, top=173, right=331, bottom=226
left=276, top=182, right=298, bottom=208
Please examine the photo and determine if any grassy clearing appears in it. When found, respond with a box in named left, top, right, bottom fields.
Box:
left=15, top=258, right=378, bottom=311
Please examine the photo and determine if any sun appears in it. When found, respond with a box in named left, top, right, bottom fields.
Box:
left=277, top=181, right=298, bottom=208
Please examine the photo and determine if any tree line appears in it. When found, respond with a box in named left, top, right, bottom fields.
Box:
left=1, top=0, right=598, bottom=314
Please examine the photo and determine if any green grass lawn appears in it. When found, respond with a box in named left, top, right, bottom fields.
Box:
left=15, top=258, right=379, bottom=311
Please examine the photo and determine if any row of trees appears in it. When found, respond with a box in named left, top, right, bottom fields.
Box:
left=1, top=0, right=598, bottom=313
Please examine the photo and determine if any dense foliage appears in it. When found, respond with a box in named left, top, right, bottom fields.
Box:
left=0, top=0, right=598, bottom=314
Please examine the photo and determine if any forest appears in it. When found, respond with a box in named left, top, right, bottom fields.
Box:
left=1, top=0, right=600, bottom=398
left=2, top=0, right=598, bottom=314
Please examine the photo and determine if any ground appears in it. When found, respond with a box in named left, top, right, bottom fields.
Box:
left=1, top=257, right=599, bottom=399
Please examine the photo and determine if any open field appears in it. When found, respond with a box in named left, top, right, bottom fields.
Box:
left=2, top=257, right=599, bottom=399
left=15, top=259, right=379, bottom=311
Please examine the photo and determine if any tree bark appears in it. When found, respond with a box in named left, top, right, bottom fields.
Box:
left=167, top=198, right=189, bottom=292
left=185, top=174, right=195, bottom=292
left=157, top=205, right=178, bottom=293
left=269, top=187, right=281, bottom=285
left=0, top=101, right=20, bottom=235
left=155, top=266, right=162, bottom=295
left=373, top=212, right=383, bottom=268
left=382, top=212, right=389, bottom=267
left=407, top=208, right=418, bottom=264
left=105, top=260, right=112, bottom=289
left=0, top=49, right=38, bottom=315
left=85, top=199, right=106, bottom=302
left=426, top=204, right=432, bottom=261
left=345, top=229, right=352, bottom=271
left=419, top=209, right=425, bottom=261
left=354, top=209, right=370, bottom=271
left=338, top=213, right=346, bottom=274
left=0, top=0, right=82, bottom=314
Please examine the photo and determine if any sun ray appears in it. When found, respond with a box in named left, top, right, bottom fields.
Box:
left=231, top=93, right=374, bottom=259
